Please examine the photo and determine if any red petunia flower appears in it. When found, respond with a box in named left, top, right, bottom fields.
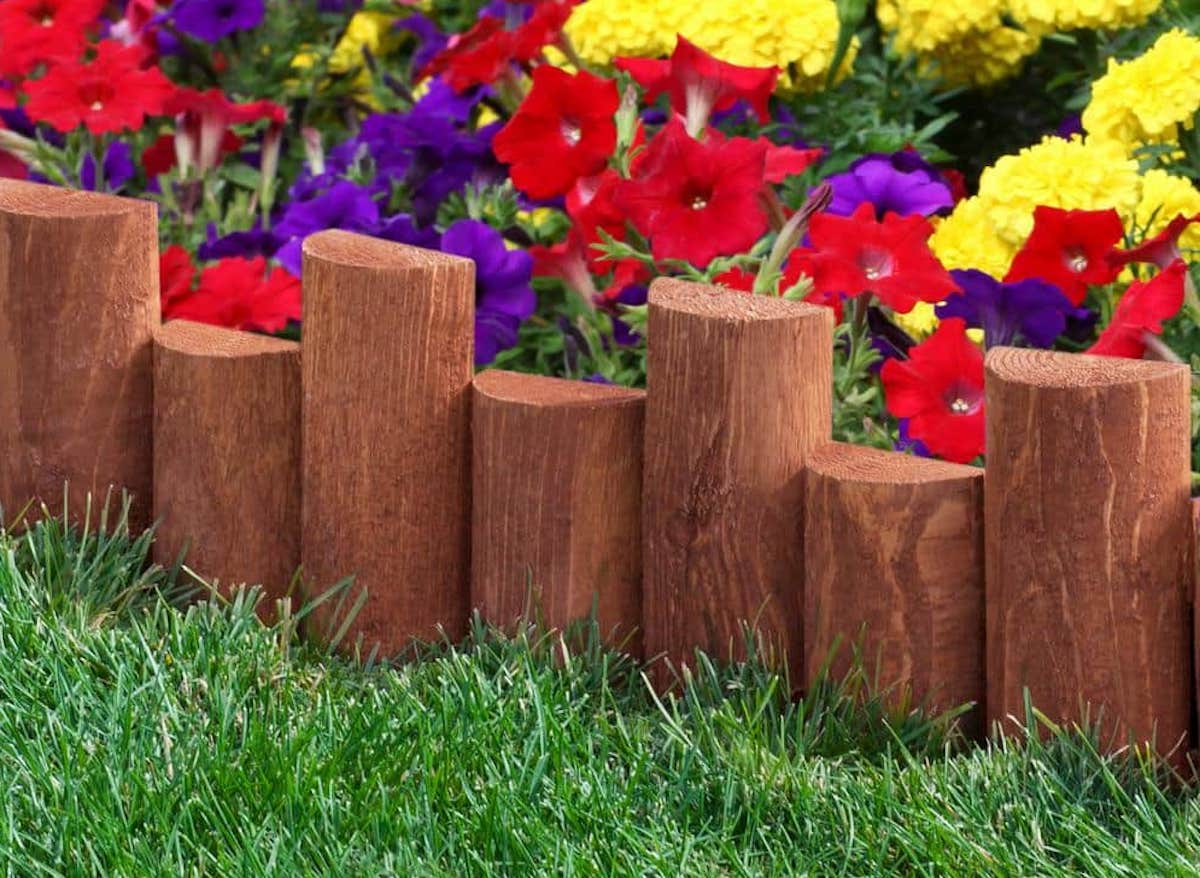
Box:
left=880, top=317, right=985, bottom=464
left=1088, top=259, right=1187, bottom=359
left=164, top=87, right=285, bottom=176
left=788, top=202, right=957, bottom=314
left=22, top=39, right=174, bottom=134
left=615, top=118, right=768, bottom=269
left=159, top=244, right=195, bottom=312
left=1110, top=213, right=1200, bottom=270
left=1004, top=206, right=1123, bottom=305
left=615, top=35, right=778, bottom=135
left=421, top=0, right=576, bottom=93
left=165, top=257, right=301, bottom=333
left=566, top=169, right=626, bottom=270
left=493, top=67, right=617, bottom=199
left=0, top=0, right=105, bottom=76
left=530, top=230, right=599, bottom=302
left=763, top=141, right=823, bottom=183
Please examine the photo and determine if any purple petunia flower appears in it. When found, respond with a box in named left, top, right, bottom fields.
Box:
left=377, top=213, right=441, bottom=251
left=825, top=151, right=954, bottom=219
left=866, top=305, right=916, bottom=371
left=198, top=220, right=282, bottom=261
left=607, top=284, right=647, bottom=346
left=80, top=142, right=135, bottom=193
left=439, top=219, right=535, bottom=366
left=895, top=419, right=932, bottom=457
left=395, top=15, right=449, bottom=72
left=273, top=180, right=381, bottom=274
left=171, top=0, right=265, bottom=42
left=936, top=269, right=1087, bottom=349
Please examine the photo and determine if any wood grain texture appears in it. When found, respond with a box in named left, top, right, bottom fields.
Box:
left=804, top=442, right=985, bottom=735
left=153, top=320, right=300, bottom=618
left=301, top=230, right=474, bottom=654
left=0, top=180, right=158, bottom=528
left=643, top=278, right=833, bottom=681
left=986, top=347, right=1194, bottom=757
left=472, top=371, right=644, bottom=653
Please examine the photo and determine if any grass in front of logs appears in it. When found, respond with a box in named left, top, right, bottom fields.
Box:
left=1, top=506, right=1199, bottom=876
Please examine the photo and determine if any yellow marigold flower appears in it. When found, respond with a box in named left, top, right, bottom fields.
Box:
left=1008, top=0, right=1163, bottom=36
left=977, top=135, right=1140, bottom=247
left=920, top=24, right=1041, bottom=87
left=565, top=0, right=850, bottom=91
left=893, top=301, right=939, bottom=338
left=1132, top=169, right=1200, bottom=250
left=330, top=10, right=401, bottom=74
left=929, top=197, right=1017, bottom=277
left=563, top=0, right=681, bottom=65
left=877, top=0, right=1005, bottom=54
left=1082, top=29, right=1200, bottom=150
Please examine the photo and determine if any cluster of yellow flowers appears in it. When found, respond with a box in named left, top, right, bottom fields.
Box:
left=563, top=0, right=852, bottom=91
left=875, top=0, right=1039, bottom=87
left=876, top=0, right=1165, bottom=88
left=1082, top=28, right=1200, bottom=152
left=1007, top=0, right=1162, bottom=35
left=929, top=135, right=1200, bottom=280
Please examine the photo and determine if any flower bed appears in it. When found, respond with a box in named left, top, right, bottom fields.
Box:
left=1, top=0, right=1198, bottom=469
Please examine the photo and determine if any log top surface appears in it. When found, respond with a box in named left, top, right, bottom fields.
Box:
left=474, top=369, right=644, bottom=407
left=302, top=228, right=472, bottom=272
left=156, top=319, right=299, bottom=358
left=0, top=179, right=154, bottom=218
left=807, top=441, right=982, bottom=485
left=986, top=346, right=1187, bottom=388
left=649, top=277, right=827, bottom=323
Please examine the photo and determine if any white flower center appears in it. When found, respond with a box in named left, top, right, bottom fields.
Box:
left=950, top=398, right=972, bottom=414
left=561, top=121, right=582, bottom=147
left=90, top=101, right=103, bottom=111
left=691, top=196, right=708, bottom=210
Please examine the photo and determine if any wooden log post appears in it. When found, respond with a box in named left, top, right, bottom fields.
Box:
left=643, top=279, right=833, bottom=682
left=804, top=442, right=985, bottom=735
left=472, top=371, right=644, bottom=653
left=302, top=230, right=474, bottom=654
left=986, top=347, right=1193, bottom=757
left=0, top=180, right=158, bottom=528
left=153, top=320, right=301, bottom=617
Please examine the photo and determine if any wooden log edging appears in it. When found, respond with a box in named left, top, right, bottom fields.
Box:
left=472, top=371, right=644, bottom=653
left=642, top=278, right=833, bottom=682
left=153, top=320, right=301, bottom=618
left=0, top=180, right=158, bottom=529
left=301, top=230, right=474, bottom=654
left=804, top=441, right=985, bottom=735
left=985, top=347, right=1194, bottom=758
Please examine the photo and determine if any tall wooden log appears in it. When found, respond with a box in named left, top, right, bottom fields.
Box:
left=153, top=320, right=301, bottom=617
left=0, top=180, right=158, bottom=528
left=804, top=442, right=985, bottom=734
left=472, top=371, right=644, bottom=653
left=986, top=347, right=1193, bottom=757
left=302, top=230, right=474, bottom=654
left=643, top=279, right=833, bottom=681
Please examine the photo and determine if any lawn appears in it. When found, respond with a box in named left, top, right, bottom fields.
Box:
left=1, top=506, right=1199, bottom=877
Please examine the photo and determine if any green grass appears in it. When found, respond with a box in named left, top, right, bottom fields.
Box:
left=1, top=503, right=1199, bottom=876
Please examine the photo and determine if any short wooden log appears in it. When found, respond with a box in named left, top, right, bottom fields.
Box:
left=804, top=442, right=985, bottom=734
left=0, top=180, right=158, bottom=528
left=643, top=279, right=833, bottom=681
left=302, top=230, right=474, bottom=654
left=986, top=347, right=1193, bottom=757
left=472, top=371, right=644, bottom=653
left=153, top=320, right=301, bottom=617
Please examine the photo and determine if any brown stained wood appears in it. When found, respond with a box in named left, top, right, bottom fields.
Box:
left=986, top=347, right=1194, bottom=758
left=472, top=371, right=644, bottom=653
left=804, top=442, right=985, bottom=735
left=643, top=278, right=834, bottom=682
left=153, top=320, right=300, bottom=618
left=302, top=230, right=473, bottom=654
left=0, top=180, right=158, bottom=528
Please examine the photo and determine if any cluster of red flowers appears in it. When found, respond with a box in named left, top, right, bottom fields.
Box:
left=0, top=0, right=299, bottom=332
